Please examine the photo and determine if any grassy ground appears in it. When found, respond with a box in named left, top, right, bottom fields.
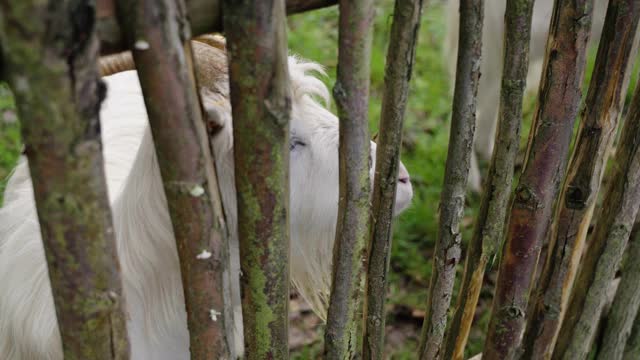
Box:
left=1, top=0, right=638, bottom=358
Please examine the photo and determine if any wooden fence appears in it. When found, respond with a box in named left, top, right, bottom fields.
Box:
left=1, top=0, right=639, bottom=359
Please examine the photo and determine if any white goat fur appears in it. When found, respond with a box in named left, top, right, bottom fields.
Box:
left=0, top=50, right=414, bottom=359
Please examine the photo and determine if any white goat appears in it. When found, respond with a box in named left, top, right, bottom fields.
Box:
left=447, top=0, right=622, bottom=190
left=0, top=41, right=413, bottom=359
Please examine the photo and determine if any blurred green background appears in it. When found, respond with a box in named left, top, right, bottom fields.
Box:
left=1, top=0, right=638, bottom=358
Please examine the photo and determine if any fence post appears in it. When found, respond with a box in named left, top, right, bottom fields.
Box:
left=599, top=214, right=640, bottom=359
left=483, top=0, right=594, bottom=358
left=521, top=0, right=640, bottom=357
left=442, top=1, right=535, bottom=359
left=417, top=1, right=483, bottom=359
left=0, top=1, right=130, bottom=358
left=552, top=75, right=640, bottom=359
left=222, top=0, right=291, bottom=358
left=114, top=0, right=234, bottom=358
left=363, top=0, right=423, bottom=358
left=323, top=0, right=374, bottom=358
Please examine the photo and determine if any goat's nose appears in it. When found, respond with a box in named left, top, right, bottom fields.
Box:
left=398, top=163, right=410, bottom=184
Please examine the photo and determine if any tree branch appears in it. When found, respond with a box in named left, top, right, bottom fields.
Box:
left=483, top=0, right=594, bottom=358
left=363, top=0, right=423, bottom=358
left=0, top=1, right=130, bottom=358
left=222, top=0, right=292, bottom=358
left=418, top=1, right=483, bottom=359
left=324, top=0, right=375, bottom=358
left=114, top=0, right=234, bottom=358
left=442, top=1, right=535, bottom=359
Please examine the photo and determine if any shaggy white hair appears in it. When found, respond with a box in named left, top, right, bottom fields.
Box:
left=0, top=49, right=413, bottom=359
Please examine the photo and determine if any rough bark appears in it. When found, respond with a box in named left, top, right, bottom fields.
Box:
left=624, top=310, right=640, bottom=359
left=553, top=78, right=640, bottom=360
left=442, top=1, right=535, bottom=359
left=482, top=0, right=594, bottom=359
left=95, top=0, right=337, bottom=55
left=417, top=1, right=483, bottom=359
left=323, top=0, right=374, bottom=359
left=0, top=1, right=130, bottom=359
left=222, top=0, right=291, bottom=358
left=363, top=0, right=423, bottom=359
left=598, top=219, right=640, bottom=359
left=521, top=1, right=640, bottom=358
left=114, top=0, right=233, bottom=358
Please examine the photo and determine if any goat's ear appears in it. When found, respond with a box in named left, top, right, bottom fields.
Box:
left=203, top=103, right=224, bottom=136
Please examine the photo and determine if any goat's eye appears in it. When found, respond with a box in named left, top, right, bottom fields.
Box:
left=290, top=138, right=306, bottom=151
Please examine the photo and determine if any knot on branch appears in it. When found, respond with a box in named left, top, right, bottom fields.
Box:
left=514, top=185, right=542, bottom=210
left=566, top=185, right=588, bottom=209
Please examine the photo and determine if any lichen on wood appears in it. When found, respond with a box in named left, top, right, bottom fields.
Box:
left=521, top=1, right=640, bottom=358
left=598, top=217, right=640, bottom=359
left=417, top=1, right=483, bottom=359
left=441, top=1, right=535, bottom=359
left=222, top=0, right=292, bottom=358
left=0, top=1, right=130, bottom=358
left=323, top=0, right=375, bottom=358
left=114, top=0, right=234, bottom=358
left=482, top=0, right=594, bottom=358
left=624, top=310, right=640, bottom=359
left=552, top=77, right=640, bottom=360
left=363, top=0, right=423, bottom=359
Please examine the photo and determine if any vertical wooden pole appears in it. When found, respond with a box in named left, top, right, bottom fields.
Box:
left=0, top=1, right=130, bottom=358
left=418, top=1, right=483, bottom=359
left=522, top=0, right=640, bottom=357
left=363, top=0, right=423, bottom=358
left=553, top=77, right=640, bottom=359
left=483, top=0, right=594, bottom=358
left=323, top=0, right=375, bottom=358
left=114, top=0, right=234, bottom=358
left=598, top=215, right=640, bottom=359
left=222, top=0, right=291, bottom=358
left=442, top=1, right=535, bottom=359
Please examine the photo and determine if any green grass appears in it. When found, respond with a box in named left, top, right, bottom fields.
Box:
left=0, top=84, right=21, bottom=204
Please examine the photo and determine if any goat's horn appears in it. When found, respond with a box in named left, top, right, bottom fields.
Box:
left=193, top=33, right=226, bottom=50
left=99, top=52, right=135, bottom=77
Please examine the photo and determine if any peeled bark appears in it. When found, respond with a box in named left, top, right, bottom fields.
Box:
left=222, top=0, right=291, bottom=358
left=363, top=0, right=423, bottom=359
left=0, top=1, right=130, bottom=358
left=418, top=1, right=483, bottom=359
left=482, top=0, right=594, bottom=359
left=95, top=0, right=337, bottom=55
left=553, top=78, right=640, bottom=360
left=114, top=0, right=233, bottom=358
left=442, top=1, right=535, bottom=359
left=598, top=219, right=640, bottom=359
left=521, top=1, right=640, bottom=358
left=323, top=0, right=374, bottom=358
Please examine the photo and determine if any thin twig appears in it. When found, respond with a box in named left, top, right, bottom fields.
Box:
left=363, top=0, right=423, bottom=358
left=441, top=1, right=535, bottom=359
left=482, top=0, right=594, bottom=358
left=553, top=76, right=640, bottom=360
left=418, top=1, right=483, bottom=359
left=324, top=0, right=375, bottom=358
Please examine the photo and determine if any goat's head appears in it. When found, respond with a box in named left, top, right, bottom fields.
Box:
left=191, top=38, right=413, bottom=317
left=100, top=36, right=413, bottom=318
